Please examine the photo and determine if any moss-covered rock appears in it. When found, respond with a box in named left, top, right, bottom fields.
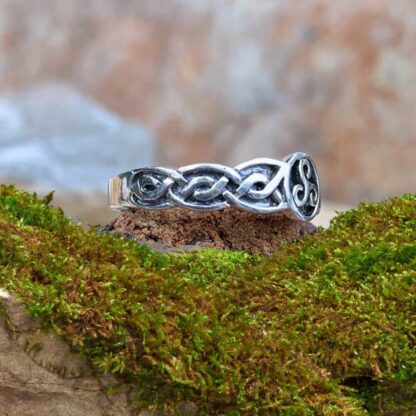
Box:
left=0, top=184, right=415, bottom=415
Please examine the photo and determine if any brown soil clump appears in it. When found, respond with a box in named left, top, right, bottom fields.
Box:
left=104, top=208, right=316, bottom=255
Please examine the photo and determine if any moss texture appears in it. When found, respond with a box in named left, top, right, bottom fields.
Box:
left=0, top=184, right=415, bottom=415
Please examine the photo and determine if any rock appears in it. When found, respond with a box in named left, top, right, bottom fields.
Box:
left=0, top=291, right=133, bottom=416
left=105, top=207, right=317, bottom=255
left=0, top=83, right=154, bottom=193
left=176, top=402, right=198, bottom=416
left=0, top=0, right=415, bottom=205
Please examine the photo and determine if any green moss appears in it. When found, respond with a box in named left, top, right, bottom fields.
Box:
left=0, top=184, right=415, bottom=415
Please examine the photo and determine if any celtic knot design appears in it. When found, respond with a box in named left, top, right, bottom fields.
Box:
left=109, top=153, right=321, bottom=221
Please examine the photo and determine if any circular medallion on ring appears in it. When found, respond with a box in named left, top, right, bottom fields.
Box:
left=284, top=152, right=321, bottom=221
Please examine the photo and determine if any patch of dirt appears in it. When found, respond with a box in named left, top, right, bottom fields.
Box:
left=104, top=208, right=317, bottom=255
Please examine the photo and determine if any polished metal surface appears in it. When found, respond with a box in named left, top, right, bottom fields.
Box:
left=109, top=152, right=321, bottom=221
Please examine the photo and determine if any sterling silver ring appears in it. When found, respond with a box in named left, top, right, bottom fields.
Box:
left=108, top=152, right=321, bottom=221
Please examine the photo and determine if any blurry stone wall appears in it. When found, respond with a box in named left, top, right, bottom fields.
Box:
left=0, top=0, right=415, bottom=204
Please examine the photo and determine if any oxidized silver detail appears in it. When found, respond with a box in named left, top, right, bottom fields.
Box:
left=109, top=152, right=321, bottom=221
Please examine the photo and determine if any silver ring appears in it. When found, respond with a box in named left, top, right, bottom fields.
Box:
left=108, top=152, right=321, bottom=221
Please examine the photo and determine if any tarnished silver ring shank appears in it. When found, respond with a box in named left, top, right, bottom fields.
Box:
left=108, top=154, right=321, bottom=221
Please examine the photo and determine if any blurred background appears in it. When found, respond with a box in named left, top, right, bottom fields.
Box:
left=0, top=0, right=415, bottom=226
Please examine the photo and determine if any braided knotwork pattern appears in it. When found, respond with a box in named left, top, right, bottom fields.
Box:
left=129, top=158, right=288, bottom=214
left=109, top=153, right=320, bottom=220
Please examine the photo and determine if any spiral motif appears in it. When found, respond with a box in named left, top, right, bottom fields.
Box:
left=286, top=153, right=320, bottom=220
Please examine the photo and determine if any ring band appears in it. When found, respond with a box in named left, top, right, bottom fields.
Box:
left=108, top=152, right=321, bottom=221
